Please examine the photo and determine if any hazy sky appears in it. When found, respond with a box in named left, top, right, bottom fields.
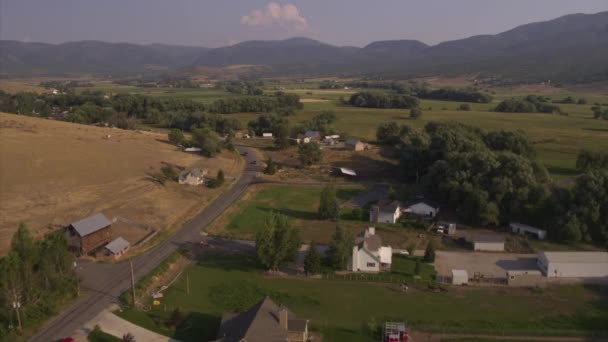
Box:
left=2, top=0, right=607, bottom=47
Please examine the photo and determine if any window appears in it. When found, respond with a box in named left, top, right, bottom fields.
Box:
left=366, top=262, right=376, bottom=267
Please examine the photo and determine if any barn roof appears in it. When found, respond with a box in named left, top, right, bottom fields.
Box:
left=70, top=213, right=111, bottom=237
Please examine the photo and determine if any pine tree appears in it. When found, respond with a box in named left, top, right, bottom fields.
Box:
left=327, top=225, right=355, bottom=270
left=318, top=184, right=338, bottom=220
left=423, top=241, right=435, bottom=263
left=304, top=242, right=322, bottom=275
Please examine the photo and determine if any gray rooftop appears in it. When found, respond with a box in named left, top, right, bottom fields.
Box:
left=70, top=213, right=111, bottom=237
left=346, top=138, right=361, bottom=145
left=305, top=131, right=320, bottom=138
left=105, top=237, right=130, bottom=254
left=216, top=297, right=307, bottom=342
left=539, top=251, right=608, bottom=264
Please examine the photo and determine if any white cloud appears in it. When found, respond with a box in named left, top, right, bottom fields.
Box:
left=240, top=3, right=308, bottom=32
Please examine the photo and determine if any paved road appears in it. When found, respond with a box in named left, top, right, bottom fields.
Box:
left=30, top=146, right=260, bottom=342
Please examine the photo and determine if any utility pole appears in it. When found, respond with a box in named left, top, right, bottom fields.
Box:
left=186, top=272, right=190, bottom=295
left=130, top=260, right=136, bottom=307
left=74, top=261, right=80, bottom=297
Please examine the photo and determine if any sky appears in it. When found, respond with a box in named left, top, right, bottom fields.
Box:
left=2, top=0, right=607, bottom=48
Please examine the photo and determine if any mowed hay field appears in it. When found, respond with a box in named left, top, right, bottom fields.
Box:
left=0, top=112, right=242, bottom=254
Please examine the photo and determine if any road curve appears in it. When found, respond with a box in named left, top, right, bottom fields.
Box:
left=29, top=146, right=260, bottom=342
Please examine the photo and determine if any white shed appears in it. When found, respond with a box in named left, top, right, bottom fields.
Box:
left=471, top=234, right=505, bottom=252
left=537, top=251, right=608, bottom=278
left=451, top=269, right=468, bottom=285
left=262, top=132, right=273, bottom=138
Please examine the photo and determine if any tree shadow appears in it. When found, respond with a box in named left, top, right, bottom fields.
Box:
left=174, top=311, right=222, bottom=342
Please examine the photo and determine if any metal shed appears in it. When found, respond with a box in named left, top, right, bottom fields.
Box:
left=537, top=251, right=608, bottom=278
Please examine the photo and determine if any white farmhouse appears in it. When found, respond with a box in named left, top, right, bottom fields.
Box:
left=348, top=227, right=392, bottom=273
left=178, top=168, right=207, bottom=186
left=537, top=251, right=608, bottom=278
left=404, top=201, right=439, bottom=218
left=369, top=200, right=401, bottom=224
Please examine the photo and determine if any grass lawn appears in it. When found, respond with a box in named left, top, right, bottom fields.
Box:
left=215, top=185, right=365, bottom=240
left=209, top=184, right=439, bottom=248
left=87, top=328, right=122, bottom=342
left=117, top=255, right=608, bottom=342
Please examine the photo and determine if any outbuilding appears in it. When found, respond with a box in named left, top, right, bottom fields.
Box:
left=345, top=139, right=365, bottom=152
left=451, top=269, right=469, bottom=285
left=537, top=251, right=608, bottom=278
left=104, top=237, right=130, bottom=259
left=471, top=234, right=505, bottom=252
left=510, top=222, right=546, bottom=240
left=65, top=213, right=113, bottom=255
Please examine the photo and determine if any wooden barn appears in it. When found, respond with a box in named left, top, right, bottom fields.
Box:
left=65, top=213, right=112, bottom=255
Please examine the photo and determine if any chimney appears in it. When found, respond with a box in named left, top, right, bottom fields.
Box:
left=278, top=305, right=288, bottom=331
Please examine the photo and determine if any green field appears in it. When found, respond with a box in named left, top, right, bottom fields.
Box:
left=117, top=255, right=608, bottom=342
left=218, top=185, right=364, bottom=240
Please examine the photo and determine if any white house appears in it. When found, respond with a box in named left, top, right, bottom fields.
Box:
left=349, top=227, right=392, bottom=273
left=369, top=200, right=401, bottom=224
left=178, top=168, right=207, bottom=185
left=537, top=251, right=608, bottom=278
left=404, top=202, right=439, bottom=218
left=470, top=234, right=505, bottom=252
left=510, top=222, right=547, bottom=240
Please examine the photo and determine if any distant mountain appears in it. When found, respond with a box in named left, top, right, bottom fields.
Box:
left=2, top=11, right=607, bottom=83
left=0, top=40, right=209, bottom=75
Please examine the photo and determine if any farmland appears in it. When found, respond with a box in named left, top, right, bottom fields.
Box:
left=0, top=112, right=242, bottom=255
left=60, top=79, right=608, bottom=179
left=117, top=254, right=608, bottom=342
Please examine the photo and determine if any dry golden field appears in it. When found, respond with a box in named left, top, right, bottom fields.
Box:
left=0, top=112, right=242, bottom=254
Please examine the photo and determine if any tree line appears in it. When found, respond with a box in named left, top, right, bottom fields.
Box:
left=495, top=95, right=562, bottom=114
left=0, top=225, right=78, bottom=339
left=346, top=91, right=419, bottom=109
left=377, top=120, right=608, bottom=245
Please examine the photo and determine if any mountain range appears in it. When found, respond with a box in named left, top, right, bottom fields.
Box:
left=1, top=11, right=607, bottom=83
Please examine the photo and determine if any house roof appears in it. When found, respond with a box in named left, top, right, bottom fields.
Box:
left=70, top=213, right=111, bottom=237
left=105, top=237, right=130, bottom=254
left=472, top=234, right=505, bottom=244
left=346, top=138, right=361, bottom=145
left=539, top=251, right=608, bottom=264
left=179, top=168, right=206, bottom=180
left=406, top=200, right=439, bottom=210
left=305, top=131, right=320, bottom=138
left=376, top=199, right=401, bottom=213
left=216, top=297, right=306, bottom=342
left=356, top=228, right=383, bottom=252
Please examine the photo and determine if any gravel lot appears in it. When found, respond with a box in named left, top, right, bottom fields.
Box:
left=434, top=250, right=539, bottom=278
